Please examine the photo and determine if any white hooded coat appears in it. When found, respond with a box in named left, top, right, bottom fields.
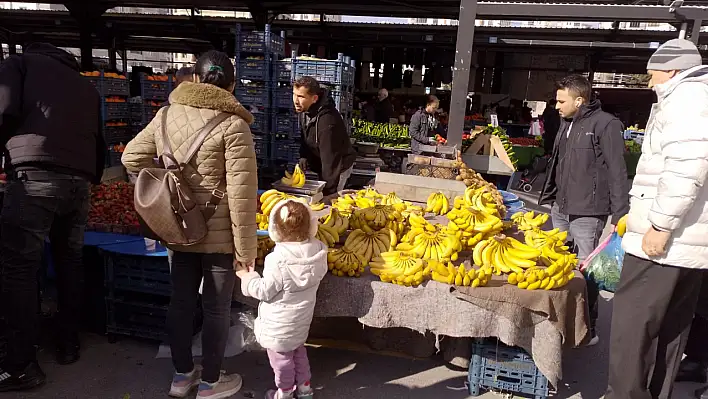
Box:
left=240, top=200, right=328, bottom=352
left=622, top=65, right=708, bottom=269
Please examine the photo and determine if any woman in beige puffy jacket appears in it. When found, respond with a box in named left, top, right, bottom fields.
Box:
left=122, top=51, right=256, bottom=399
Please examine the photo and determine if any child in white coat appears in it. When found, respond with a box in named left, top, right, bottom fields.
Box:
left=236, top=200, right=328, bottom=399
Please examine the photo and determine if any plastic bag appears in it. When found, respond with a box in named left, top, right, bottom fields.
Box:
left=238, top=308, right=263, bottom=352
left=581, top=232, right=625, bottom=293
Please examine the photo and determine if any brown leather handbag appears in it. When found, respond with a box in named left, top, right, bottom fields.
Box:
left=134, top=106, right=230, bottom=245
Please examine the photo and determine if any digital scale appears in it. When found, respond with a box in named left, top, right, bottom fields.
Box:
left=271, top=179, right=327, bottom=204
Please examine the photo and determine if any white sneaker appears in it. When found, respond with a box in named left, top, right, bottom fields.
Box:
left=169, top=365, right=203, bottom=398
left=197, top=372, right=243, bottom=399
left=586, top=334, right=600, bottom=347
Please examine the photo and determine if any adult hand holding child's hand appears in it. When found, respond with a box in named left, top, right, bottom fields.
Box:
left=234, top=259, right=256, bottom=278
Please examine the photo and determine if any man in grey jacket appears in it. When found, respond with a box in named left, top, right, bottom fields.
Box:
left=606, top=39, right=708, bottom=399
left=409, top=95, right=441, bottom=154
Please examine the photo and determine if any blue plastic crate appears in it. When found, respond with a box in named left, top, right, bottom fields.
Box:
left=272, top=86, right=293, bottom=109
left=274, top=61, right=291, bottom=82
left=103, top=125, right=132, bottom=144
left=238, top=58, right=269, bottom=81
left=86, top=76, right=130, bottom=97
left=105, top=298, right=167, bottom=341
left=468, top=339, right=549, bottom=399
left=271, top=140, right=300, bottom=163
left=235, top=85, right=269, bottom=107
left=104, top=251, right=171, bottom=297
left=107, top=150, right=122, bottom=167
left=238, top=28, right=285, bottom=56
left=251, top=110, right=269, bottom=134
left=104, top=101, right=129, bottom=120
left=273, top=112, right=298, bottom=137
left=292, top=60, right=353, bottom=86
left=139, top=75, right=173, bottom=100
left=253, top=135, right=269, bottom=159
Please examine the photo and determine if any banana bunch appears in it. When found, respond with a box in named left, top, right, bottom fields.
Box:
left=452, top=196, right=466, bottom=210
left=256, top=213, right=269, bottom=231
left=464, top=186, right=504, bottom=218
left=327, top=247, right=367, bottom=277
left=369, top=251, right=429, bottom=287
left=259, top=189, right=291, bottom=217
left=316, top=223, right=340, bottom=247
left=473, top=234, right=541, bottom=274
left=281, top=164, right=306, bottom=188
left=539, top=245, right=579, bottom=270
left=429, top=260, right=492, bottom=287
left=511, top=211, right=550, bottom=231
left=352, top=205, right=400, bottom=231
left=524, top=228, right=569, bottom=250
left=507, top=262, right=575, bottom=290
left=256, top=236, right=275, bottom=266
left=381, top=192, right=404, bottom=206
left=356, top=187, right=383, bottom=200
left=400, top=203, right=425, bottom=218
left=331, top=195, right=356, bottom=216
left=320, top=208, right=349, bottom=235
left=397, top=227, right=462, bottom=262
left=344, top=228, right=397, bottom=264
left=425, top=191, right=450, bottom=215
left=446, top=207, right=503, bottom=236
left=309, top=202, right=325, bottom=211
left=355, top=196, right=377, bottom=209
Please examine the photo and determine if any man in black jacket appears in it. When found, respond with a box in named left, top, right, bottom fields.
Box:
left=294, top=76, right=356, bottom=197
left=0, top=43, right=105, bottom=391
left=539, top=74, right=629, bottom=345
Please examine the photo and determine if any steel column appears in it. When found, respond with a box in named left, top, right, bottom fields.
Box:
left=690, top=19, right=702, bottom=45
left=448, top=0, right=478, bottom=149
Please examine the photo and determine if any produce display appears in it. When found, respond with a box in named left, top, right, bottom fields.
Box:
left=626, top=124, right=645, bottom=133
left=351, top=118, right=410, bottom=148
left=425, top=192, right=450, bottom=215
left=256, top=236, right=275, bottom=266
left=481, top=125, right=518, bottom=170
left=370, top=251, right=429, bottom=287
left=81, top=71, right=127, bottom=79
left=87, top=181, right=141, bottom=235
left=509, top=137, right=542, bottom=147
left=281, top=164, right=306, bottom=188
left=625, top=140, right=641, bottom=154
left=429, top=260, right=492, bottom=287
left=511, top=211, right=549, bottom=231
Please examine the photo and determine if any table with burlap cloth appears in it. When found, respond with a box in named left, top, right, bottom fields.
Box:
left=234, top=270, right=590, bottom=387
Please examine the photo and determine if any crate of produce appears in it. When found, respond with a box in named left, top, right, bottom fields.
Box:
left=103, top=123, right=132, bottom=144
left=106, top=297, right=168, bottom=341
left=271, top=139, right=299, bottom=163
left=238, top=57, right=270, bottom=81
left=107, top=150, right=123, bottom=167
left=274, top=61, right=292, bottom=82
left=131, top=104, right=161, bottom=125
left=253, top=135, right=270, bottom=159
left=82, top=72, right=130, bottom=96
left=273, top=113, right=299, bottom=139
left=468, top=339, right=550, bottom=398
left=273, top=86, right=293, bottom=109
left=139, top=74, right=173, bottom=100
left=104, top=251, right=171, bottom=296
left=238, top=28, right=285, bottom=56
left=251, top=110, right=269, bottom=134
left=235, top=85, right=269, bottom=107
left=104, top=100, right=129, bottom=120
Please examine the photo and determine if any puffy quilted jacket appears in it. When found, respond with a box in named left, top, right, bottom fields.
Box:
left=622, top=65, right=708, bottom=269
left=121, top=82, right=258, bottom=262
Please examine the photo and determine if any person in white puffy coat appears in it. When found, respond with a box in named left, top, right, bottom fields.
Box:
left=236, top=200, right=327, bottom=399
left=605, top=39, right=708, bottom=399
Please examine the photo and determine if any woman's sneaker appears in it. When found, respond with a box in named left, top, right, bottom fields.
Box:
left=197, top=372, right=243, bottom=399
left=169, top=365, right=203, bottom=398
left=296, top=381, right=314, bottom=398
left=265, top=388, right=295, bottom=399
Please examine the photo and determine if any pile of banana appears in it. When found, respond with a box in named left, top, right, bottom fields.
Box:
left=256, top=236, right=275, bottom=266
left=446, top=206, right=503, bottom=238
left=320, top=208, right=349, bottom=235
left=280, top=164, right=306, bottom=188
left=539, top=245, right=579, bottom=269
left=380, top=192, right=404, bottom=206
left=425, top=192, right=450, bottom=215
left=357, top=187, right=383, bottom=200
left=256, top=213, right=269, bottom=231
left=350, top=205, right=401, bottom=232
left=397, top=227, right=462, bottom=262
left=259, top=189, right=291, bottom=217
left=316, top=223, right=340, bottom=247
left=512, top=211, right=550, bottom=231
left=429, top=260, right=492, bottom=287
left=327, top=247, right=367, bottom=277
left=343, top=228, right=397, bottom=264
left=464, top=186, right=504, bottom=218
left=330, top=195, right=356, bottom=216
left=507, top=262, right=575, bottom=290
left=369, top=251, right=429, bottom=287
left=524, top=228, right=569, bottom=250
left=473, top=234, right=541, bottom=275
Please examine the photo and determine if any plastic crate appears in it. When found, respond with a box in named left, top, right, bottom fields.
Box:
left=104, top=251, right=171, bottom=296
left=468, top=339, right=549, bottom=399
left=86, top=75, right=130, bottom=97
left=238, top=58, right=269, bottom=81
left=292, top=60, right=352, bottom=86
left=107, top=150, right=123, bottom=167
left=103, top=125, right=132, bottom=144
left=271, top=139, right=300, bottom=163
left=235, top=85, right=269, bottom=107
left=273, top=113, right=299, bottom=139
left=238, top=28, right=285, bottom=56
left=251, top=110, right=269, bottom=134
left=273, top=86, right=293, bottom=109
left=105, top=102, right=129, bottom=120
left=330, top=91, right=353, bottom=113
left=139, top=75, right=173, bottom=100
left=131, top=104, right=161, bottom=125
left=274, top=61, right=291, bottom=82
left=253, top=135, right=269, bottom=159
left=105, top=298, right=168, bottom=341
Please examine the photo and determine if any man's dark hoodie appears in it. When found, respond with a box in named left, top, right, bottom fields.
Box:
left=0, top=43, right=105, bottom=183
left=299, top=94, right=356, bottom=196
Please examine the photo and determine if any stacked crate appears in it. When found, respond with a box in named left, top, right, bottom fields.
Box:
left=129, top=73, right=174, bottom=136
left=83, top=71, right=132, bottom=166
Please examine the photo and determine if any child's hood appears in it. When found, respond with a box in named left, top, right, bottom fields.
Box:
left=274, top=239, right=328, bottom=292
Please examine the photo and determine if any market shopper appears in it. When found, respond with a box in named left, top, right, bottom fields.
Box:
left=122, top=50, right=258, bottom=399
left=541, top=99, right=560, bottom=155
left=409, top=95, right=441, bottom=154
left=539, top=74, right=629, bottom=346
left=374, top=88, right=395, bottom=123
left=675, top=273, right=708, bottom=384
left=294, top=76, right=356, bottom=197
left=0, top=43, right=106, bottom=391
left=174, top=66, right=194, bottom=87
left=237, top=200, right=327, bottom=399
left=605, top=39, right=708, bottom=399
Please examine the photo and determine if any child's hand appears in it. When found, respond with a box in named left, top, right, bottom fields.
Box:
left=234, top=259, right=256, bottom=278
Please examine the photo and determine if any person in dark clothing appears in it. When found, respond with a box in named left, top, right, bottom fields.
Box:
left=676, top=273, right=708, bottom=384
left=541, top=99, right=561, bottom=155
left=294, top=76, right=356, bottom=197
left=539, top=74, right=629, bottom=346
left=373, top=88, right=395, bottom=123
left=409, top=95, right=440, bottom=154
left=0, top=43, right=105, bottom=392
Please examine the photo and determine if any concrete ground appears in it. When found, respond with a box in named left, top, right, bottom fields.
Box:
left=8, top=183, right=705, bottom=399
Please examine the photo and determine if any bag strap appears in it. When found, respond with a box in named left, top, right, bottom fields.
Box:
left=183, top=112, right=231, bottom=165
left=159, top=106, right=179, bottom=169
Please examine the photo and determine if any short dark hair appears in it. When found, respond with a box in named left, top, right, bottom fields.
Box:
left=293, top=76, right=322, bottom=96
left=426, top=95, right=439, bottom=106
left=194, top=50, right=235, bottom=90
left=556, top=75, right=592, bottom=101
